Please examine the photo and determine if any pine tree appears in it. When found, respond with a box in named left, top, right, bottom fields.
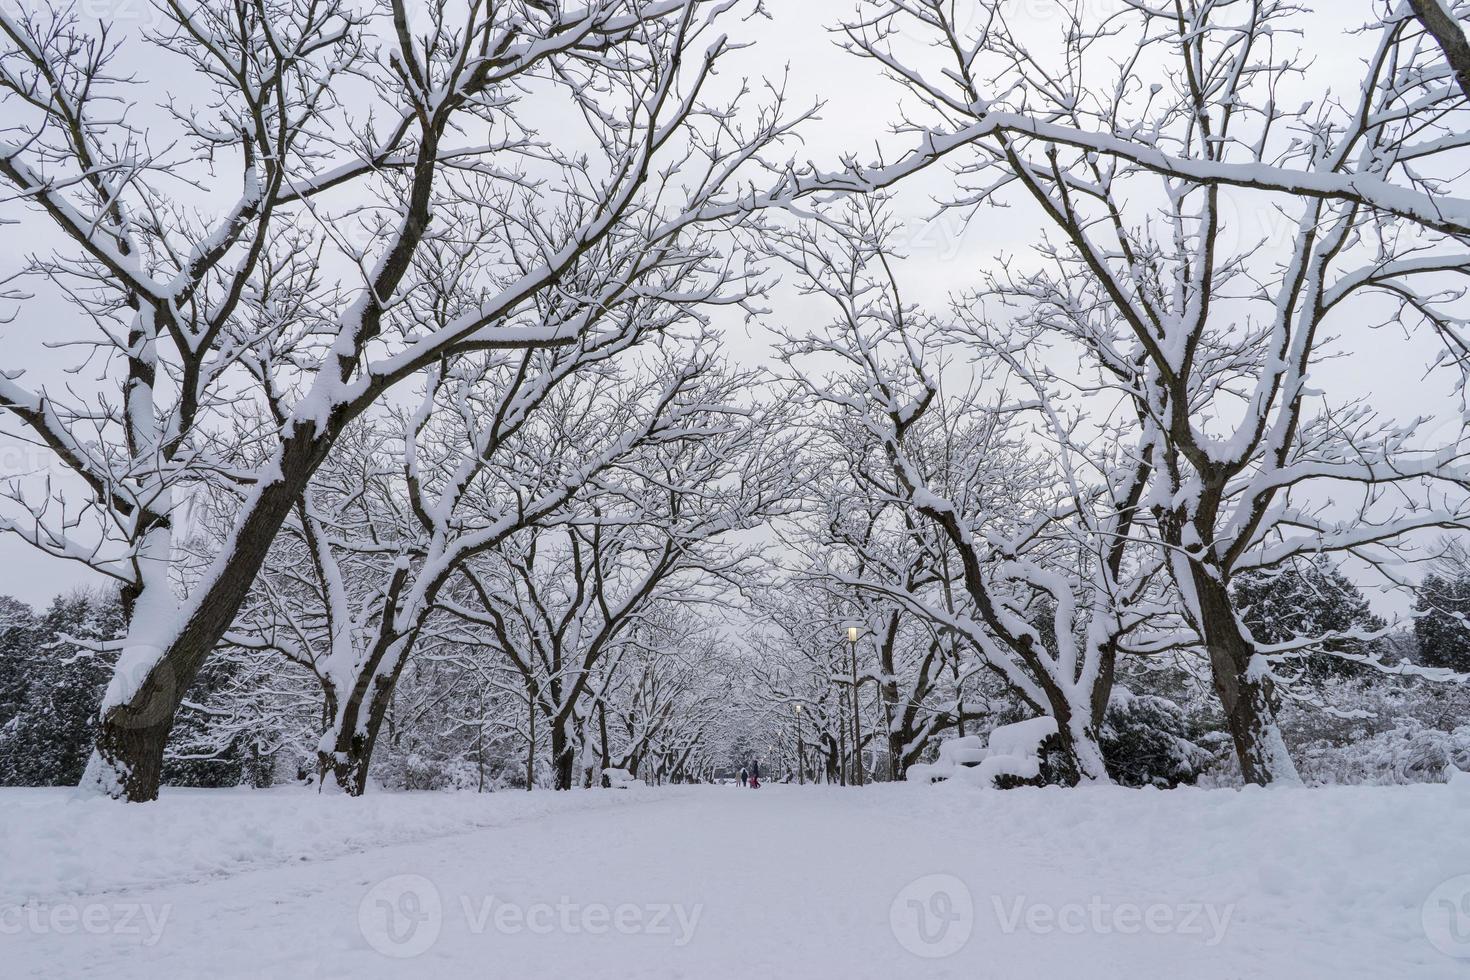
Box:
left=1414, top=574, right=1470, bottom=672
left=0, top=596, right=40, bottom=778
left=0, top=590, right=120, bottom=785
left=1234, top=559, right=1386, bottom=681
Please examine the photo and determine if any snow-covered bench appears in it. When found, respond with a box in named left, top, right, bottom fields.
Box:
left=908, top=717, right=1060, bottom=788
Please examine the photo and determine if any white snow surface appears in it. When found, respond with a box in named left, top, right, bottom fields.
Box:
left=3, top=782, right=1469, bottom=977
left=0, top=785, right=671, bottom=906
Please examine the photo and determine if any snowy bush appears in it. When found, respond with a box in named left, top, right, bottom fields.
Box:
left=1190, top=678, right=1470, bottom=787
left=1293, top=723, right=1470, bottom=786
left=366, top=749, right=456, bottom=793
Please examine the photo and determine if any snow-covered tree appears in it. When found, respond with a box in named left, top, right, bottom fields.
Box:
left=0, top=0, right=814, bottom=800
left=445, top=369, right=796, bottom=789
left=768, top=458, right=998, bottom=780
left=829, top=1, right=1470, bottom=784
left=771, top=199, right=1182, bottom=784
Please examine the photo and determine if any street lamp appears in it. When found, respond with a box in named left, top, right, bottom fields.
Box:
left=845, top=625, right=865, bottom=787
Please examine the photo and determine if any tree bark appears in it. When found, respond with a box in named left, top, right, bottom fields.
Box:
left=527, top=693, right=536, bottom=791
left=551, top=722, right=576, bottom=791
left=598, top=699, right=611, bottom=789
left=1191, top=569, right=1300, bottom=786
left=1037, top=682, right=1110, bottom=785
left=317, top=663, right=402, bottom=796
left=1410, top=0, right=1470, bottom=100
left=85, top=428, right=336, bottom=800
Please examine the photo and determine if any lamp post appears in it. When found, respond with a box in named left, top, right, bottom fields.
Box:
left=846, top=626, right=865, bottom=787
left=836, top=686, right=847, bottom=786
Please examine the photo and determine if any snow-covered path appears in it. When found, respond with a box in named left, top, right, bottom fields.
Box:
left=5, top=783, right=1468, bottom=978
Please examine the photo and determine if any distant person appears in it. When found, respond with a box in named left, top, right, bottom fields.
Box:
left=739, top=767, right=748, bottom=787
left=750, top=759, right=761, bottom=788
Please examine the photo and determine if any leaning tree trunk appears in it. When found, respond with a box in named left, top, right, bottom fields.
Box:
left=84, top=618, right=227, bottom=802
left=1192, top=570, right=1300, bottom=786
left=84, top=427, right=336, bottom=801
left=86, top=699, right=175, bottom=803
left=80, top=517, right=187, bottom=800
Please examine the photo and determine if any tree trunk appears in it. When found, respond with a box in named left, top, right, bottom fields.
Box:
left=1192, top=570, right=1300, bottom=786
left=83, top=711, right=172, bottom=803
left=1090, top=640, right=1118, bottom=731
left=598, top=699, right=611, bottom=788
left=84, top=427, right=336, bottom=801
left=526, top=694, right=536, bottom=791
left=1037, top=681, right=1111, bottom=785
left=318, top=670, right=400, bottom=796
left=877, top=618, right=905, bottom=781
left=314, top=627, right=413, bottom=796
left=551, top=722, right=575, bottom=790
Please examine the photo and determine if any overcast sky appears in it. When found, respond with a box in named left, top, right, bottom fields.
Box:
left=0, top=0, right=1453, bottom=611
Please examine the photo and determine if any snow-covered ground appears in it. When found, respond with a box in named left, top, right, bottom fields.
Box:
left=3, top=782, right=1469, bottom=977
